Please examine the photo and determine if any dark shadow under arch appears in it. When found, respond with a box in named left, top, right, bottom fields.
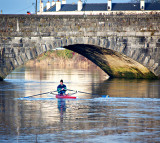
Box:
left=64, top=44, right=157, bottom=79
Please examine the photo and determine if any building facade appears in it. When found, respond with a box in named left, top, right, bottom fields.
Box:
left=37, top=0, right=160, bottom=15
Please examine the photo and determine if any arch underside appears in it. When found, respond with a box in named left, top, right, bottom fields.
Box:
left=64, top=44, right=157, bottom=79
left=0, top=43, right=158, bottom=81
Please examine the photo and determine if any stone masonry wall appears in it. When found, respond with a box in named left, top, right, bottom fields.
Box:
left=0, top=15, right=160, bottom=80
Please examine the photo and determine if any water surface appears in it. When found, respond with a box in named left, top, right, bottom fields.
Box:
left=0, top=66, right=160, bottom=143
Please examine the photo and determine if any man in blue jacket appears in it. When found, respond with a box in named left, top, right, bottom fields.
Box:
left=57, top=80, right=67, bottom=95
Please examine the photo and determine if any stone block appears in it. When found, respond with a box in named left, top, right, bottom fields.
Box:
left=84, top=32, right=96, bottom=37
left=153, top=63, right=158, bottom=70
left=76, top=37, right=84, bottom=44
left=138, top=53, right=145, bottom=63
left=153, top=32, right=160, bottom=36
left=26, top=50, right=32, bottom=60
left=97, top=32, right=106, bottom=37
left=148, top=59, right=155, bottom=67
left=67, top=39, right=72, bottom=46
left=143, top=56, right=150, bottom=65
left=14, top=59, right=18, bottom=66
left=83, top=37, right=89, bottom=45
left=135, top=32, right=144, bottom=37
left=61, top=39, right=67, bottom=47
left=42, top=44, right=47, bottom=52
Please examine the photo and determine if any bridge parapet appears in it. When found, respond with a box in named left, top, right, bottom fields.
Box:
left=0, top=15, right=160, bottom=37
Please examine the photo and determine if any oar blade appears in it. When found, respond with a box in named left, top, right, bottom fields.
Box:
left=102, top=95, right=109, bottom=98
left=23, top=97, right=30, bottom=98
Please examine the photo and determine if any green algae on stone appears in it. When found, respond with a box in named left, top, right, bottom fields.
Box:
left=110, top=67, right=157, bottom=79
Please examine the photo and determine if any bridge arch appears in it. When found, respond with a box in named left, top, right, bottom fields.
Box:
left=1, top=15, right=160, bottom=80
left=0, top=37, right=157, bottom=81
left=64, top=44, right=156, bottom=79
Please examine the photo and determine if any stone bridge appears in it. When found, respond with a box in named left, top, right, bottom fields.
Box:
left=0, top=15, right=160, bottom=80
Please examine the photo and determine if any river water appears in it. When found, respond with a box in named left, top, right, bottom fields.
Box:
left=0, top=65, right=160, bottom=143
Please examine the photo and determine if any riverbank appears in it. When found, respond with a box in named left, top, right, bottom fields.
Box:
left=26, top=49, right=99, bottom=69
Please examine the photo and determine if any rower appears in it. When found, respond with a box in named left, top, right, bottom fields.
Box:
left=57, top=80, right=67, bottom=95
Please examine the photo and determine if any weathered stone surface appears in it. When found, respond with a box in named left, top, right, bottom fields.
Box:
left=65, top=44, right=156, bottom=79
left=0, top=15, right=160, bottom=80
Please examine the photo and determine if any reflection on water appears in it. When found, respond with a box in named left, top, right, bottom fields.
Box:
left=0, top=66, right=160, bottom=142
left=95, top=79, right=160, bottom=98
left=58, top=99, right=66, bottom=123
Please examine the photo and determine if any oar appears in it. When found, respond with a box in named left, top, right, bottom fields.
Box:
left=67, top=89, right=95, bottom=95
left=76, top=91, right=92, bottom=94
left=67, top=89, right=109, bottom=98
left=24, top=90, right=57, bottom=98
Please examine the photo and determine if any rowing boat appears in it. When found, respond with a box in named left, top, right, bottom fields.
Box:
left=56, top=94, right=76, bottom=99
left=21, top=89, right=108, bottom=100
